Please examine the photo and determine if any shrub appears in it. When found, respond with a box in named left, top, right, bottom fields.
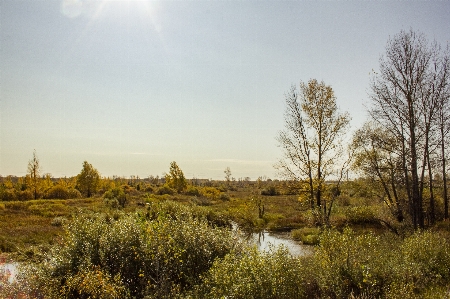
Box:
left=312, top=228, right=393, bottom=298
left=144, top=184, right=154, bottom=193
left=156, top=185, right=175, bottom=195
left=219, top=193, right=230, bottom=201
left=216, top=185, right=227, bottom=192
left=45, top=185, right=70, bottom=199
left=291, top=227, right=320, bottom=245
left=68, top=188, right=82, bottom=199
left=190, top=196, right=212, bottom=206
left=0, top=189, right=16, bottom=201
left=51, top=216, right=68, bottom=227
left=0, top=236, right=16, bottom=252
left=23, top=203, right=242, bottom=298
left=103, top=187, right=127, bottom=208
left=261, top=186, right=278, bottom=196
left=185, top=185, right=201, bottom=196
left=196, top=246, right=307, bottom=299
left=344, top=206, right=378, bottom=225
left=62, top=267, right=129, bottom=299
left=309, top=228, right=450, bottom=298
left=200, top=187, right=220, bottom=199
left=396, top=231, right=450, bottom=291
left=16, top=190, right=33, bottom=201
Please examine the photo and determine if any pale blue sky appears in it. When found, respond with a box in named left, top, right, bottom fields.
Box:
left=1, top=0, right=449, bottom=179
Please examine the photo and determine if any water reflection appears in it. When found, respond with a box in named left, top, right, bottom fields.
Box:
left=247, top=230, right=312, bottom=257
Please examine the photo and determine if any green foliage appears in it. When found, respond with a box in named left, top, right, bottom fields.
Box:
left=0, top=188, right=17, bottom=201
left=185, top=185, right=201, bottom=196
left=103, top=187, right=127, bottom=208
left=397, top=231, right=450, bottom=291
left=311, top=228, right=450, bottom=298
left=62, top=267, right=130, bottom=299
left=165, top=161, right=187, bottom=193
left=200, top=187, right=220, bottom=199
left=218, top=192, right=230, bottom=201
left=312, top=228, right=389, bottom=298
left=197, top=228, right=450, bottom=299
left=23, top=202, right=241, bottom=298
left=196, top=246, right=307, bottom=299
left=344, top=206, right=378, bottom=225
left=16, top=190, right=33, bottom=201
left=45, top=185, right=81, bottom=199
left=261, top=186, right=278, bottom=196
left=291, top=227, right=320, bottom=245
left=157, top=184, right=176, bottom=195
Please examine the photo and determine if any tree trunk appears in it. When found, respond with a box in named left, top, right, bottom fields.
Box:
left=441, top=125, right=449, bottom=219
left=408, top=98, right=423, bottom=229
left=427, top=148, right=435, bottom=225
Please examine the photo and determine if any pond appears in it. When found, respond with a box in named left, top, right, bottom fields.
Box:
left=0, top=262, right=17, bottom=283
left=247, top=230, right=313, bottom=257
left=231, top=222, right=312, bottom=257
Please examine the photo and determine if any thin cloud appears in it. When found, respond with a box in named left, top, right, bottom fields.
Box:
left=206, top=159, right=274, bottom=165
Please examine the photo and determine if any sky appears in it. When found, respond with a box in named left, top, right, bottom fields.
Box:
left=1, top=0, right=450, bottom=180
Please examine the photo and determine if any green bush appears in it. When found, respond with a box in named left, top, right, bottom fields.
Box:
left=219, top=193, right=230, bottom=201
left=156, top=185, right=175, bottom=195
left=51, top=216, right=68, bottom=227
left=196, top=246, right=308, bottom=299
left=185, top=185, right=201, bottom=196
left=312, top=228, right=390, bottom=298
left=45, top=185, right=69, bottom=199
left=103, top=187, right=127, bottom=208
left=309, top=228, right=450, bottom=298
left=261, top=186, right=278, bottom=196
left=16, top=190, right=33, bottom=201
left=200, top=187, right=220, bottom=199
left=68, top=188, right=82, bottom=199
left=395, top=231, right=450, bottom=292
left=291, top=227, right=320, bottom=245
left=344, top=206, right=378, bottom=225
left=23, top=202, right=242, bottom=298
left=0, top=189, right=17, bottom=201
left=144, top=184, right=154, bottom=193
left=62, top=267, right=130, bottom=299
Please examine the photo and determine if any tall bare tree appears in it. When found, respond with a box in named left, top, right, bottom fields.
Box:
left=276, top=79, right=350, bottom=209
left=432, top=45, right=450, bottom=219
left=369, top=29, right=450, bottom=228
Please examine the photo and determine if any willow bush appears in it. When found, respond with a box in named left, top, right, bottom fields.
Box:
left=195, top=246, right=309, bottom=299
left=22, top=202, right=243, bottom=299
left=196, top=228, right=450, bottom=299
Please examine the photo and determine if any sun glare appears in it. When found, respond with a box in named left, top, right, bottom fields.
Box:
left=61, top=0, right=155, bottom=21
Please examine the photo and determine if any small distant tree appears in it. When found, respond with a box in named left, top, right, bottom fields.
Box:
left=224, top=167, right=232, bottom=186
left=76, top=161, right=101, bottom=197
left=27, top=149, right=41, bottom=200
left=165, top=161, right=187, bottom=193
